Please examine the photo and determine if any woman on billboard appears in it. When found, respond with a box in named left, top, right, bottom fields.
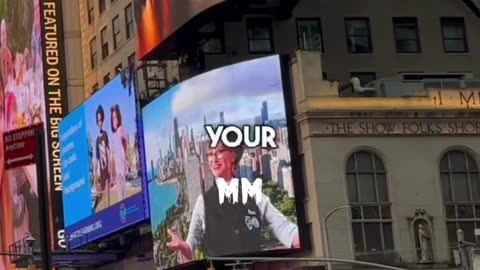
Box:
left=111, top=104, right=128, bottom=201
left=166, top=132, right=300, bottom=260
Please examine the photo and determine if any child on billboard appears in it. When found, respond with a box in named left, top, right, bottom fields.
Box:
left=111, top=104, right=128, bottom=201
left=94, top=105, right=113, bottom=209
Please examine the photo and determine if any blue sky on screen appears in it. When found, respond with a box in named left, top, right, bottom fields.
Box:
left=142, top=55, right=287, bottom=171
left=84, top=76, right=138, bottom=142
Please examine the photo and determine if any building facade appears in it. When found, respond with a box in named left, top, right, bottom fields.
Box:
left=174, top=0, right=480, bottom=85
left=292, top=50, right=480, bottom=267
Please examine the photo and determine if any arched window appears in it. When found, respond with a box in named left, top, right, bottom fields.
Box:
left=346, top=150, right=394, bottom=259
left=441, top=150, right=480, bottom=247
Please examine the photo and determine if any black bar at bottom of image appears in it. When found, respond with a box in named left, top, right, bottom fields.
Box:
left=35, top=129, right=52, bottom=270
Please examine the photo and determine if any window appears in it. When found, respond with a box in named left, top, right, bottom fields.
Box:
left=101, top=27, right=109, bottom=59
left=115, top=63, right=123, bottom=75
left=128, top=53, right=135, bottom=67
left=346, top=151, right=394, bottom=258
left=89, top=37, right=97, bottom=70
left=247, top=18, right=273, bottom=54
left=103, top=74, right=111, bottom=85
left=112, top=15, right=121, bottom=50
left=441, top=17, right=468, bottom=53
left=99, top=0, right=106, bottom=14
left=441, top=150, right=480, bottom=249
left=199, top=23, right=225, bottom=54
left=91, top=83, right=99, bottom=94
left=125, top=3, right=134, bottom=39
left=87, top=0, right=95, bottom=24
left=393, top=17, right=420, bottom=53
left=296, top=18, right=323, bottom=52
left=350, top=72, right=376, bottom=86
left=345, top=18, right=372, bottom=53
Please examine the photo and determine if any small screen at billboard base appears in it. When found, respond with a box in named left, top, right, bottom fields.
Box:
left=60, top=75, right=148, bottom=249
left=142, top=55, right=301, bottom=269
left=0, top=0, right=68, bottom=269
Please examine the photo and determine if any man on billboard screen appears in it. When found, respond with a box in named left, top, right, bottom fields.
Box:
left=143, top=55, right=302, bottom=269
left=166, top=131, right=299, bottom=259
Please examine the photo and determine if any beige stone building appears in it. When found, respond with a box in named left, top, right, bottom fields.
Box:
left=288, top=50, right=480, bottom=267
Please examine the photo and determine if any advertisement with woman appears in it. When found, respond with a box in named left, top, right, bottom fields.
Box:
left=142, top=55, right=301, bottom=269
left=60, top=75, right=147, bottom=249
left=0, top=0, right=45, bottom=269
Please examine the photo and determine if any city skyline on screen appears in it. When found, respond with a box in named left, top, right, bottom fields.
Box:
left=142, top=55, right=299, bottom=269
left=142, top=55, right=286, bottom=172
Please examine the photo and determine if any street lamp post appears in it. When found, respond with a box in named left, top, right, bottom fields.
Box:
left=322, top=205, right=351, bottom=270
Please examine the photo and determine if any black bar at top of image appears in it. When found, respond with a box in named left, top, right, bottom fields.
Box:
left=35, top=128, right=53, bottom=270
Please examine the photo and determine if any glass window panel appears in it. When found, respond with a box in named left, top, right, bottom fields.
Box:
left=443, top=25, right=465, bottom=39
left=346, top=157, right=355, bottom=172
left=347, top=37, right=371, bottom=53
left=346, top=20, right=370, bottom=36
left=471, top=174, right=480, bottom=201
left=475, top=205, right=480, bottom=218
left=450, top=151, right=467, bottom=171
left=447, top=222, right=458, bottom=245
left=249, top=40, right=272, bottom=53
left=381, top=206, right=391, bottom=219
left=459, top=222, right=475, bottom=243
left=446, top=205, right=456, bottom=219
left=382, top=223, right=394, bottom=250
left=347, top=174, right=358, bottom=203
left=376, top=174, right=388, bottom=202
left=356, top=152, right=373, bottom=172
left=248, top=27, right=271, bottom=39
left=364, top=223, right=383, bottom=252
left=351, top=206, right=362, bottom=219
left=457, top=205, right=474, bottom=218
left=374, top=156, right=384, bottom=171
left=453, top=173, right=469, bottom=202
left=467, top=155, right=478, bottom=170
left=363, top=206, right=379, bottom=219
left=358, top=174, right=377, bottom=202
left=352, top=223, right=365, bottom=253
left=444, top=40, right=467, bottom=52
left=441, top=173, right=452, bottom=202
left=395, top=27, right=417, bottom=40
left=441, top=156, right=449, bottom=171
left=396, top=40, right=419, bottom=53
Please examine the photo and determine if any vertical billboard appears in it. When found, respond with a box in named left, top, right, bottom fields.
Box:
left=60, top=75, right=149, bottom=249
left=133, top=0, right=229, bottom=59
left=142, top=55, right=301, bottom=269
left=0, top=0, right=68, bottom=269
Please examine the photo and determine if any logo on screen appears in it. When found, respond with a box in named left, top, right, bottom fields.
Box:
left=119, top=203, right=127, bottom=223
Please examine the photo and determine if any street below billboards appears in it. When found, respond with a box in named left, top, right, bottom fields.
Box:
left=4, top=123, right=43, bottom=169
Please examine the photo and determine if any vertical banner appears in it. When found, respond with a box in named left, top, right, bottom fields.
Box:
left=41, top=0, right=69, bottom=250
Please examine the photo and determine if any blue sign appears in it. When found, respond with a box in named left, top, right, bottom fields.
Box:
left=60, top=106, right=91, bottom=226
left=60, top=75, right=148, bottom=249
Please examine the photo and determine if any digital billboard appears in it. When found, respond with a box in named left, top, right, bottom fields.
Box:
left=133, top=0, right=229, bottom=59
left=142, top=55, right=301, bottom=269
left=60, top=75, right=148, bottom=249
left=0, top=0, right=68, bottom=269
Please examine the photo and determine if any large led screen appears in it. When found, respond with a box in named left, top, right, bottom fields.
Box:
left=0, top=0, right=68, bottom=269
left=133, top=0, right=228, bottom=59
left=60, top=75, right=148, bottom=249
left=142, top=55, right=300, bottom=269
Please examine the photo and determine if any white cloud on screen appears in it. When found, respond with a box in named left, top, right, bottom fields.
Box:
left=170, top=56, right=282, bottom=117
